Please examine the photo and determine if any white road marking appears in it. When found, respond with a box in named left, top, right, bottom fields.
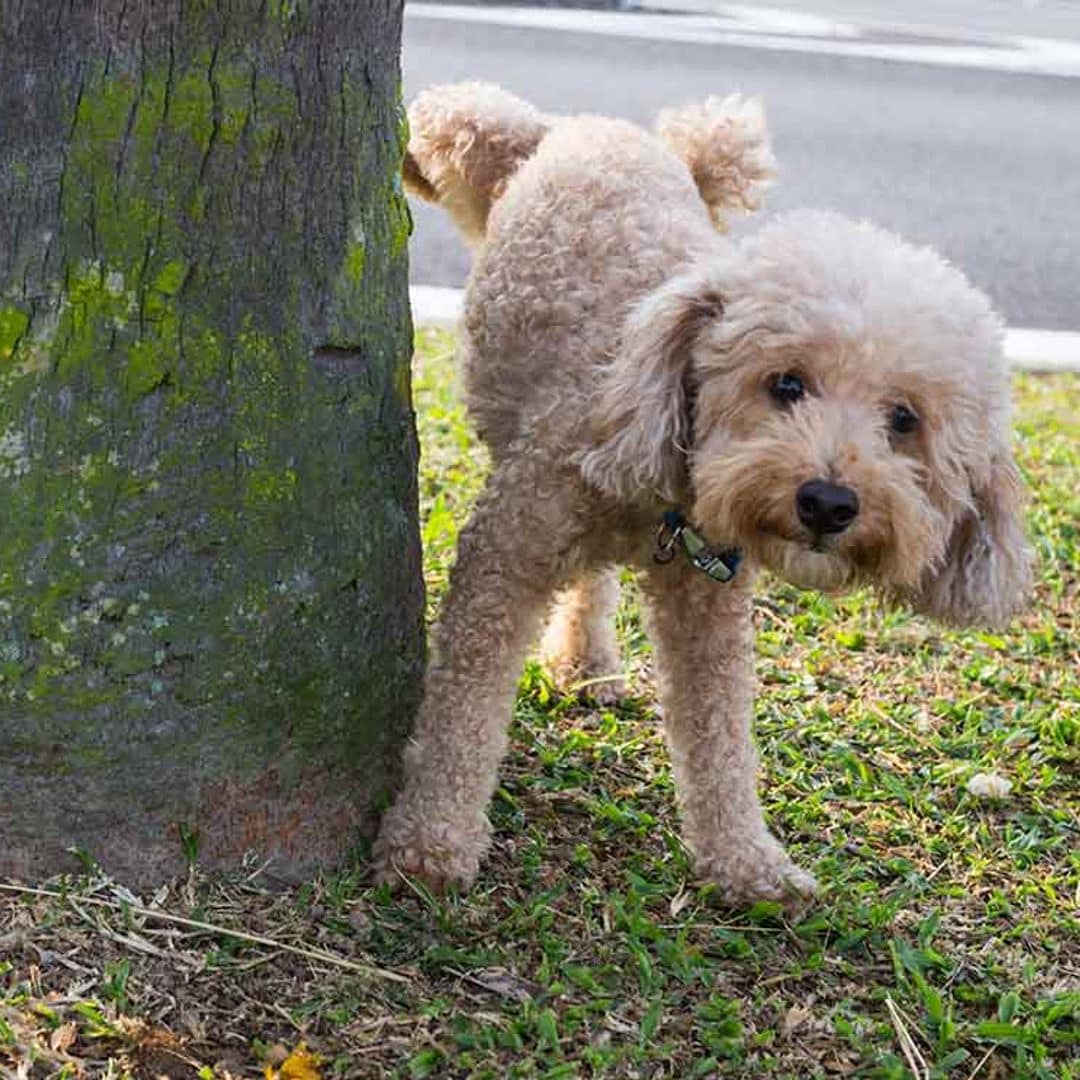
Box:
left=410, top=285, right=1080, bottom=372
left=406, top=3, right=1080, bottom=79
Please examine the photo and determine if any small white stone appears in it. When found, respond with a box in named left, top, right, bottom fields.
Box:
left=966, top=772, right=1013, bottom=798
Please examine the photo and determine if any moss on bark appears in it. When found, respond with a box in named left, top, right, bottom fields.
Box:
left=0, top=0, right=423, bottom=883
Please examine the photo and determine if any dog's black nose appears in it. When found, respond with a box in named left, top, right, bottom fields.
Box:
left=795, top=480, right=860, bottom=534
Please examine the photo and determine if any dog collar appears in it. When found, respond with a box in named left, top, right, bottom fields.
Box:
left=654, top=510, right=742, bottom=582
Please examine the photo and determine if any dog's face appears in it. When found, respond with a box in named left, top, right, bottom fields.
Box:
left=582, top=211, right=1032, bottom=627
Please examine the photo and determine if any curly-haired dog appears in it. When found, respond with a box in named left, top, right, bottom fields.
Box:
left=375, top=82, right=1032, bottom=907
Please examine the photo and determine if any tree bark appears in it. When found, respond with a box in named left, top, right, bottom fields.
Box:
left=0, top=0, right=423, bottom=884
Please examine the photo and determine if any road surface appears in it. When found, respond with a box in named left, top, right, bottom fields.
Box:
left=402, top=3, right=1080, bottom=331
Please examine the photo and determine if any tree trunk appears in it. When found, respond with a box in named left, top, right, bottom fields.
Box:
left=0, top=0, right=423, bottom=884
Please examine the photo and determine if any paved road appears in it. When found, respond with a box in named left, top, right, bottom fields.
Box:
left=402, top=7, right=1080, bottom=330
left=640, top=0, right=1080, bottom=43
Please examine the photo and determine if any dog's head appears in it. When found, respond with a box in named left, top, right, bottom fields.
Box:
left=582, top=211, right=1032, bottom=627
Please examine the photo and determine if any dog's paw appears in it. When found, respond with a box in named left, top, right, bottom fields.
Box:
left=544, top=657, right=630, bottom=705
left=698, top=834, right=818, bottom=915
left=540, top=642, right=629, bottom=704
left=587, top=676, right=632, bottom=707
left=371, top=805, right=490, bottom=894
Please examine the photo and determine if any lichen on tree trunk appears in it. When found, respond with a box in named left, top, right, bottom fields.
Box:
left=0, top=0, right=423, bottom=883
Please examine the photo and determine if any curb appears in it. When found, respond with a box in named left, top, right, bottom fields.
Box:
left=410, top=286, right=1080, bottom=373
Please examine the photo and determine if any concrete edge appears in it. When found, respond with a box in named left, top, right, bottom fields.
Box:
left=410, top=285, right=1080, bottom=373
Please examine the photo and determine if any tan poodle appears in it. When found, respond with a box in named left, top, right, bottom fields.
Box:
left=375, top=82, right=1032, bottom=908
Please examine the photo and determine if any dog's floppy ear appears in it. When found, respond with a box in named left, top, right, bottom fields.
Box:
left=579, top=271, right=724, bottom=504
left=909, top=440, right=1033, bottom=628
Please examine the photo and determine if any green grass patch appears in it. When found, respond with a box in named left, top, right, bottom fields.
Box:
left=367, top=334, right=1079, bottom=1078
left=1, top=332, right=1076, bottom=1078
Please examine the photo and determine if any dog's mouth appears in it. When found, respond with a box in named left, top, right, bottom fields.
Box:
left=757, top=523, right=838, bottom=556
left=753, top=526, right=857, bottom=591
left=758, top=523, right=822, bottom=543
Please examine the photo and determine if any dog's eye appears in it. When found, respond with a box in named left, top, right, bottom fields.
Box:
left=890, top=403, right=919, bottom=435
left=769, top=372, right=805, bottom=405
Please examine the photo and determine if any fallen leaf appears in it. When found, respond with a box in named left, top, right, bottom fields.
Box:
left=264, top=1042, right=290, bottom=1066
left=669, top=890, right=691, bottom=917
left=967, top=772, right=1012, bottom=798
left=265, top=1042, right=323, bottom=1080
left=466, top=967, right=540, bottom=1003
left=782, top=1003, right=813, bottom=1037
left=604, top=1013, right=638, bottom=1035
left=49, top=1020, right=78, bottom=1053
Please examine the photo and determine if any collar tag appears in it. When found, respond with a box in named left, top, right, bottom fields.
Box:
left=654, top=510, right=742, bottom=583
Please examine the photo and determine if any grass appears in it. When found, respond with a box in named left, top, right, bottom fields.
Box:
left=2, top=329, right=1077, bottom=1078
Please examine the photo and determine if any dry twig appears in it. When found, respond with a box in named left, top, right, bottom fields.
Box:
left=0, top=882, right=409, bottom=985
left=885, top=995, right=929, bottom=1080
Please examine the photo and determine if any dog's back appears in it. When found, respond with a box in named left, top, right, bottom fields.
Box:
left=404, top=84, right=772, bottom=455
left=460, top=116, right=718, bottom=453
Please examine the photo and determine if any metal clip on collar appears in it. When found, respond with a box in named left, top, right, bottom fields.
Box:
left=654, top=510, right=742, bottom=583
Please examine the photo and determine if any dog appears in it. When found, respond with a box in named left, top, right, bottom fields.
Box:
left=374, top=82, right=1032, bottom=908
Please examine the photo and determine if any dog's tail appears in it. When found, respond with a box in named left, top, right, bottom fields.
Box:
left=656, top=95, right=775, bottom=231
left=403, top=82, right=552, bottom=245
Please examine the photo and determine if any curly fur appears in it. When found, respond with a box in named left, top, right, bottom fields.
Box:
left=375, top=84, right=1032, bottom=908
left=403, top=82, right=553, bottom=244
left=539, top=568, right=626, bottom=703
left=655, top=94, right=774, bottom=230
left=403, top=82, right=772, bottom=242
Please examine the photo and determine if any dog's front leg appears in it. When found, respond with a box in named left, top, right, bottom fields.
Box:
left=373, top=462, right=583, bottom=892
left=642, top=561, right=817, bottom=911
